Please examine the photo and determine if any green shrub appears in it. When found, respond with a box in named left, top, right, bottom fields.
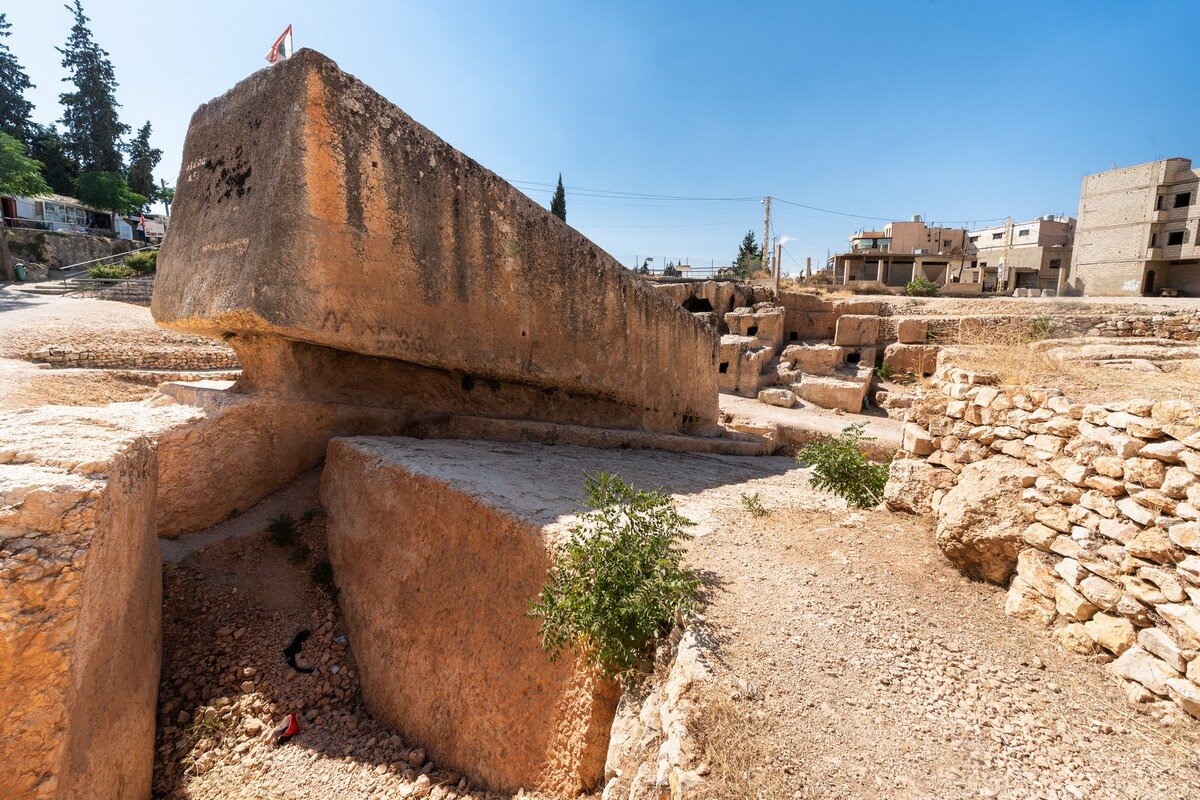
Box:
left=905, top=277, right=938, bottom=297
left=529, top=473, right=700, bottom=678
left=798, top=424, right=890, bottom=509
left=873, top=363, right=892, bottom=381
left=288, top=543, right=312, bottom=564
left=310, top=559, right=336, bottom=595
left=267, top=513, right=297, bottom=547
left=87, top=263, right=136, bottom=279
left=740, top=492, right=769, bottom=518
left=123, top=250, right=157, bottom=274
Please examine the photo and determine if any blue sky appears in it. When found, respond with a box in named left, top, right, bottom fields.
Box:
left=7, top=1, right=1199, bottom=273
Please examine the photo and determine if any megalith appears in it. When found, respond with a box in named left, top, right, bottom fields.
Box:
left=152, top=49, right=718, bottom=435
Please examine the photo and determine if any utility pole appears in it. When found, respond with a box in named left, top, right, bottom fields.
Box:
left=773, top=237, right=782, bottom=295
left=761, top=196, right=772, bottom=276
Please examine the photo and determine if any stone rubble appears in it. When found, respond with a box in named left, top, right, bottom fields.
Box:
left=887, top=360, right=1200, bottom=721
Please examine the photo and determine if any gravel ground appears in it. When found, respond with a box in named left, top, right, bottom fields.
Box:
left=686, top=490, right=1200, bottom=800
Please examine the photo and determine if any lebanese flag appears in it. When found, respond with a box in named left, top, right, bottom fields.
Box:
left=265, top=25, right=294, bottom=64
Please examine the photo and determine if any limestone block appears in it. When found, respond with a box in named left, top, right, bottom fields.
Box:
left=781, top=343, right=844, bottom=376
left=1005, top=576, right=1057, bottom=627
left=1085, top=613, right=1137, bottom=655
left=1158, top=603, right=1200, bottom=648
left=794, top=371, right=870, bottom=413
left=882, top=459, right=939, bottom=515
left=719, top=336, right=774, bottom=397
left=757, top=388, right=797, bottom=408
left=902, top=423, right=935, bottom=456
left=935, top=456, right=1034, bottom=584
left=1111, top=646, right=1180, bottom=695
left=1166, top=678, right=1200, bottom=719
left=321, top=438, right=626, bottom=794
left=833, top=314, right=881, bottom=347
left=1138, top=628, right=1188, bottom=672
left=0, top=412, right=161, bottom=799
left=153, top=49, right=717, bottom=435
left=896, top=318, right=928, bottom=344
left=883, top=343, right=941, bottom=377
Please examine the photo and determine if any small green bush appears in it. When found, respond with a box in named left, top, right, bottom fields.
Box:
left=123, top=250, right=157, bottom=274
left=310, top=559, right=335, bottom=593
left=798, top=424, right=890, bottom=509
left=905, top=277, right=938, bottom=297
left=267, top=513, right=297, bottom=547
left=87, top=263, right=136, bottom=279
left=740, top=492, right=769, bottom=518
left=288, top=543, right=312, bottom=564
left=529, top=473, right=700, bottom=678
left=873, top=363, right=893, bottom=381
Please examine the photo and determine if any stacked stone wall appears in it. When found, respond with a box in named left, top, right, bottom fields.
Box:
left=27, top=345, right=240, bottom=371
left=889, top=365, right=1200, bottom=719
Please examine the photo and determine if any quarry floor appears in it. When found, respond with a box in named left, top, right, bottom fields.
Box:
left=153, top=458, right=1200, bottom=800
left=0, top=287, right=230, bottom=408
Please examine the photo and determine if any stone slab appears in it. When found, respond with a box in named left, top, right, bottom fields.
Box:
left=153, top=50, right=716, bottom=435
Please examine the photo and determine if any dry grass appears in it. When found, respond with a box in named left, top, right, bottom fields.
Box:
left=690, top=689, right=792, bottom=800
left=946, top=318, right=1200, bottom=404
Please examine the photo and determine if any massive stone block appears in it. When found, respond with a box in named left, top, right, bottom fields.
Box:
left=153, top=50, right=717, bottom=435
left=0, top=408, right=163, bottom=799
left=320, top=437, right=622, bottom=794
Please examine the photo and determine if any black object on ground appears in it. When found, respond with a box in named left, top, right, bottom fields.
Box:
left=284, top=629, right=314, bottom=673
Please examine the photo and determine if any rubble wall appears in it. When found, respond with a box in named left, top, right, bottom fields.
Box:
left=887, top=366, right=1200, bottom=719
left=153, top=49, right=717, bottom=435
left=0, top=414, right=160, bottom=799
left=321, top=437, right=620, bottom=794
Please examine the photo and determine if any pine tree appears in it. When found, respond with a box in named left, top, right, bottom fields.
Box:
left=27, top=123, right=77, bottom=195
left=125, top=121, right=161, bottom=203
left=0, top=13, right=35, bottom=142
left=550, top=173, right=566, bottom=221
left=57, top=0, right=128, bottom=172
left=732, top=230, right=762, bottom=278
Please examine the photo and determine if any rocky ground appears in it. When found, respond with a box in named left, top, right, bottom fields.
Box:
left=685, top=491, right=1200, bottom=800
left=154, top=512, right=491, bottom=800
left=154, top=461, right=1200, bottom=800
left=0, top=288, right=235, bottom=408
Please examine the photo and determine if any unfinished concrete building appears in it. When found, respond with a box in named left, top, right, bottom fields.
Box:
left=964, top=215, right=1075, bottom=295
left=1071, top=158, right=1200, bottom=297
left=833, top=216, right=970, bottom=291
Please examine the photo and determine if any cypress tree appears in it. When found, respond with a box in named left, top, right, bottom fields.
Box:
left=125, top=121, right=161, bottom=203
left=550, top=173, right=566, bottom=221
left=27, top=123, right=78, bottom=196
left=57, top=0, right=128, bottom=172
left=0, top=13, right=35, bottom=142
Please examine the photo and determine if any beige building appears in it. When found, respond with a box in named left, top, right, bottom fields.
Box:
left=1070, top=158, right=1200, bottom=296
left=964, top=215, right=1075, bottom=293
left=836, top=215, right=969, bottom=288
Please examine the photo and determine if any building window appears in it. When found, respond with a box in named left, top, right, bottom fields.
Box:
left=991, top=232, right=1003, bottom=240
left=969, top=235, right=979, bottom=243
left=980, top=262, right=988, bottom=268
left=942, top=239, right=951, bottom=247
left=1176, top=192, right=1192, bottom=208
left=1018, top=229, right=1030, bottom=237
left=1167, top=230, right=1185, bottom=246
left=1157, top=195, right=1165, bottom=210
left=1151, top=232, right=1159, bottom=248
left=1049, top=259, right=1062, bottom=269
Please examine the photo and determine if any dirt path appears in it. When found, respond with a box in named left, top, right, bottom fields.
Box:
left=685, top=489, right=1200, bottom=800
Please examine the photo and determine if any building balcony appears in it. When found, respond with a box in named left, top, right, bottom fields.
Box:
left=1147, top=247, right=1164, bottom=259
left=1151, top=210, right=1169, bottom=223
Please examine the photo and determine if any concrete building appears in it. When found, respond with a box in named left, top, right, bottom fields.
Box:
left=964, top=215, right=1075, bottom=294
left=835, top=215, right=970, bottom=289
left=1071, top=158, right=1200, bottom=296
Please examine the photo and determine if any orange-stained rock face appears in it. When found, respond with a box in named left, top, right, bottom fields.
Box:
left=153, top=49, right=717, bottom=435
left=320, top=437, right=622, bottom=795
left=0, top=409, right=161, bottom=800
